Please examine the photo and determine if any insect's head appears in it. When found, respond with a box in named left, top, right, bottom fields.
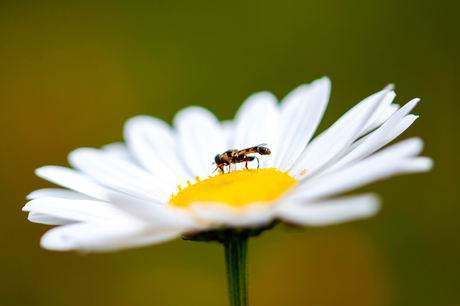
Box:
left=214, top=154, right=223, bottom=166
left=212, top=154, right=224, bottom=173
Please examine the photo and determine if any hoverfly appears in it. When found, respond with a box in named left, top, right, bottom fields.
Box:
left=213, top=143, right=271, bottom=174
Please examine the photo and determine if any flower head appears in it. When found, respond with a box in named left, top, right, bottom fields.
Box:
left=24, top=77, right=433, bottom=252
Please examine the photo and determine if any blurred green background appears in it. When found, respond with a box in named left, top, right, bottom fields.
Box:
left=1, top=0, right=458, bottom=305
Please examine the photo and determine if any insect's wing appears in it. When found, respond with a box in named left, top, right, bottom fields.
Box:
left=255, top=142, right=268, bottom=147
left=237, top=143, right=268, bottom=154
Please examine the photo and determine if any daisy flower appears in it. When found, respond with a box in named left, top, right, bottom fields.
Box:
left=24, top=77, right=432, bottom=253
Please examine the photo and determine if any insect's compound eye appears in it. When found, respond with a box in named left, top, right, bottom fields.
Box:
left=215, top=154, right=223, bottom=165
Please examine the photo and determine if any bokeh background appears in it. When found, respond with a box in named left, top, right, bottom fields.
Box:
left=1, top=1, right=459, bottom=305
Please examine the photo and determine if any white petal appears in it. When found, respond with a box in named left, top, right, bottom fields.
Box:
left=287, top=137, right=425, bottom=201
left=27, top=188, right=98, bottom=201
left=277, top=194, right=381, bottom=226
left=273, top=77, right=331, bottom=171
left=333, top=114, right=418, bottom=165
left=221, top=120, right=235, bottom=148
left=23, top=199, right=133, bottom=223
left=69, top=148, right=172, bottom=202
left=190, top=202, right=277, bottom=228
left=28, top=211, right=74, bottom=225
left=399, top=156, right=434, bottom=173
left=359, top=91, right=396, bottom=135
left=360, top=103, right=400, bottom=136
left=124, top=116, right=192, bottom=185
left=36, top=167, right=196, bottom=229
left=40, top=221, right=184, bottom=253
left=110, top=199, right=199, bottom=228
left=289, top=86, right=394, bottom=179
left=36, top=166, right=141, bottom=202
left=318, top=99, right=420, bottom=176
left=35, top=166, right=198, bottom=226
left=229, top=91, right=280, bottom=169
left=173, top=106, right=226, bottom=178
left=101, top=142, right=137, bottom=164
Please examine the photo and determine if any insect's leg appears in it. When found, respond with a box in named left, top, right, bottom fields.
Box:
left=243, top=156, right=252, bottom=169
left=244, top=156, right=257, bottom=169
left=255, top=157, right=260, bottom=169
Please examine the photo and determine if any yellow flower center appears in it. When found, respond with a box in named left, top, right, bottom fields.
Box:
left=169, top=168, right=297, bottom=208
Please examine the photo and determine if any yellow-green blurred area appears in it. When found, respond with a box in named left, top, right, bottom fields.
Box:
left=1, top=0, right=458, bottom=305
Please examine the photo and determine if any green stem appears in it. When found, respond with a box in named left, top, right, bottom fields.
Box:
left=224, top=235, right=249, bottom=306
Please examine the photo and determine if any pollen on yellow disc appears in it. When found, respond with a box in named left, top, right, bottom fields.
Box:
left=169, top=168, right=297, bottom=208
